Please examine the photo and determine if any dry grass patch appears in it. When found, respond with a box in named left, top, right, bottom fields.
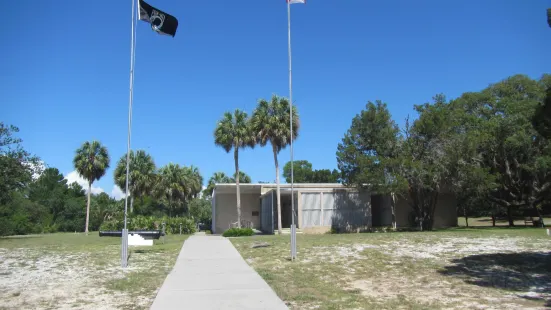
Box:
left=232, top=228, right=551, bottom=310
left=0, top=233, right=188, bottom=310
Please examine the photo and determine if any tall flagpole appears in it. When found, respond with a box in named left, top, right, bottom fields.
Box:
left=287, top=0, right=297, bottom=261
left=122, top=0, right=137, bottom=268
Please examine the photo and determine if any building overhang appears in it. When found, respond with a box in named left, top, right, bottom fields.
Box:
left=213, top=183, right=351, bottom=195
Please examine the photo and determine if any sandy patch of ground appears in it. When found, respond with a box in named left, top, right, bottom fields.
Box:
left=312, top=236, right=549, bottom=262
left=0, top=246, right=158, bottom=310
left=308, top=235, right=551, bottom=309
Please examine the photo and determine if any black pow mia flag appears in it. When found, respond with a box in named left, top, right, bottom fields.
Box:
left=138, top=0, right=179, bottom=37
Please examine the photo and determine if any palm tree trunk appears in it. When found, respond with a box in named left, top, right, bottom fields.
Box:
left=272, top=143, right=283, bottom=235
left=234, top=148, right=241, bottom=228
left=85, top=182, right=91, bottom=235
left=130, top=196, right=134, bottom=213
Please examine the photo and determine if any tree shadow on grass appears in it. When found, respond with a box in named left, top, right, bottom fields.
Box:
left=439, top=252, right=551, bottom=307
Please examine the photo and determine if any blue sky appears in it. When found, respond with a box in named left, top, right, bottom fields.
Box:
left=3, top=0, right=550, bottom=198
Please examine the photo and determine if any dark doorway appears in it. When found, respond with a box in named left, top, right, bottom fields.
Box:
left=371, top=194, right=391, bottom=227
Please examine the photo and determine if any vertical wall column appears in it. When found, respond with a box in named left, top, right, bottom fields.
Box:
left=211, top=188, right=216, bottom=234
left=297, top=191, right=302, bottom=229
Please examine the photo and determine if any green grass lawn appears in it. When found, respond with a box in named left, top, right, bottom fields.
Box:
left=0, top=232, right=188, bottom=310
left=232, top=228, right=551, bottom=310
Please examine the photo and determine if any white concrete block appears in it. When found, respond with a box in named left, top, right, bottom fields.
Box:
left=128, top=233, right=154, bottom=246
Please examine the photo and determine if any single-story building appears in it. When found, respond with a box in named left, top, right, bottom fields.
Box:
left=211, top=183, right=457, bottom=234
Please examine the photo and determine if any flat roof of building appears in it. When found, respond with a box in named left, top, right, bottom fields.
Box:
left=213, top=183, right=348, bottom=194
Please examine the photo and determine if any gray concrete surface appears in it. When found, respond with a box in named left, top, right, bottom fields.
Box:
left=150, top=235, right=289, bottom=310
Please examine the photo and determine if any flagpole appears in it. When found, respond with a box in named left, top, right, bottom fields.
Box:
left=287, top=0, right=297, bottom=261
left=122, top=0, right=137, bottom=268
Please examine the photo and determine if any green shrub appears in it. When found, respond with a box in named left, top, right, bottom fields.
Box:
left=99, top=219, right=123, bottom=231
left=42, top=224, right=58, bottom=234
left=129, top=215, right=156, bottom=230
left=222, top=227, right=254, bottom=237
left=99, top=216, right=196, bottom=235
left=326, top=227, right=338, bottom=234
left=162, top=217, right=196, bottom=234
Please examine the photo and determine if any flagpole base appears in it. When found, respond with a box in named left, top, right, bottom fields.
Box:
left=290, top=224, right=297, bottom=261
left=121, top=229, right=129, bottom=268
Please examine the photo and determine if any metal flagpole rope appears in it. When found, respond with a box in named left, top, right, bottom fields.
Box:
left=122, top=0, right=138, bottom=268
left=288, top=0, right=297, bottom=261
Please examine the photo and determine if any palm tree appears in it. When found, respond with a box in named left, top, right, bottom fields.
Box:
left=113, top=150, right=156, bottom=212
left=231, top=171, right=251, bottom=183
left=73, top=140, right=110, bottom=234
left=155, top=163, right=186, bottom=217
left=182, top=165, right=203, bottom=200
left=251, top=95, right=299, bottom=234
left=203, top=172, right=232, bottom=198
left=214, top=109, right=256, bottom=228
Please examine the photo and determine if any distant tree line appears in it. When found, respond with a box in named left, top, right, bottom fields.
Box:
left=0, top=123, right=211, bottom=236
left=337, top=74, right=551, bottom=230
left=283, top=160, right=340, bottom=183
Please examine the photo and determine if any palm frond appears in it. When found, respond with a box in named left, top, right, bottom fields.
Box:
left=73, top=140, right=110, bottom=184
left=251, top=94, right=300, bottom=153
left=214, top=109, right=256, bottom=152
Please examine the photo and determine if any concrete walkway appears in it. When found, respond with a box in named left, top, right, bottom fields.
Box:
left=150, top=235, right=288, bottom=310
